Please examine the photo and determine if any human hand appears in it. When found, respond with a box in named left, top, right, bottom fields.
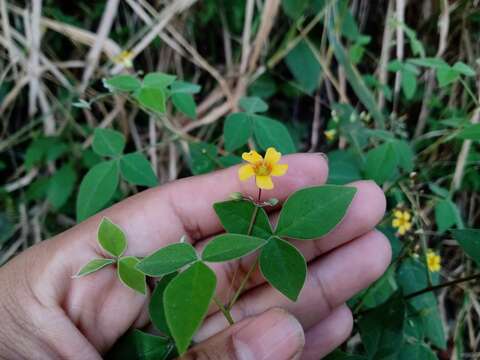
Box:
left=0, top=153, right=390, bottom=359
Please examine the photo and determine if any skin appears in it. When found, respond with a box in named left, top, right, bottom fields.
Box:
left=0, top=153, right=391, bottom=359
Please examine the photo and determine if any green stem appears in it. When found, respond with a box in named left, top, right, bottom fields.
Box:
left=405, top=272, right=480, bottom=300
left=213, top=295, right=235, bottom=325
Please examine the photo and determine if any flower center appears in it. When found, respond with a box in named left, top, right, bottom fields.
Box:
left=254, top=162, right=272, bottom=176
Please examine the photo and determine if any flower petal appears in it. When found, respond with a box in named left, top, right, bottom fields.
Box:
left=238, top=164, right=255, bottom=181
left=256, top=175, right=274, bottom=190
left=271, top=163, right=288, bottom=177
left=402, top=212, right=411, bottom=221
left=264, top=147, right=281, bottom=165
left=392, top=219, right=401, bottom=227
left=394, top=210, right=403, bottom=218
left=242, top=150, right=263, bottom=164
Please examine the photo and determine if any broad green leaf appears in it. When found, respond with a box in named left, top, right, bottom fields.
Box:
left=401, top=70, right=417, bottom=99
left=218, top=155, right=242, bottom=167
left=223, top=113, right=252, bottom=152
left=457, top=124, right=480, bottom=140
left=358, top=293, right=405, bottom=359
left=189, top=142, right=218, bottom=175
left=408, top=57, right=448, bottom=69
left=143, top=72, right=176, bottom=88
left=259, top=237, right=307, bottom=301
left=120, top=152, right=157, bottom=187
left=239, top=96, right=268, bottom=114
left=149, top=273, right=177, bottom=336
left=172, top=93, right=196, bottom=119
left=397, top=258, right=446, bottom=349
left=76, top=160, right=119, bottom=222
left=170, top=81, right=201, bottom=94
left=117, top=256, right=146, bottom=295
left=285, top=39, right=321, bottom=94
left=453, top=61, right=476, bottom=77
left=282, top=0, right=309, bottom=19
left=360, top=266, right=398, bottom=310
left=327, top=150, right=362, bottom=185
left=98, top=217, right=127, bottom=257
left=435, top=199, right=459, bottom=233
left=74, top=258, right=115, bottom=277
left=103, top=75, right=141, bottom=92
left=364, top=143, right=398, bottom=184
left=137, top=243, right=198, bottom=277
left=275, top=185, right=357, bottom=239
left=202, top=234, right=267, bottom=262
left=252, top=115, right=296, bottom=154
left=47, top=163, right=77, bottom=209
left=164, top=261, right=216, bottom=354
left=429, top=183, right=450, bottom=198
left=452, top=229, right=480, bottom=266
left=105, top=329, right=174, bottom=360
left=391, top=140, right=414, bottom=172
left=437, top=66, right=459, bottom=87
left=248, top=73, right=277, bottom=99
left=325, top=350, right=368, bottom=360
left=213, top=200, right=273, bottom=238
left=398, top=343, right=437, bottom=360
left=137, top=87, right=166, bottom=114
left=92, top=128, right=126, bottom=157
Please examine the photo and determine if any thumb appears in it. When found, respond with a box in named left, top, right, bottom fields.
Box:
left=182, top=308, right=305, bottom=360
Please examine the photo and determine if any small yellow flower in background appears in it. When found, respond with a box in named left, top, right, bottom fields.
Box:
left=238, top=147, right=288, bottom=190
left=113, top=50, right=134, bottom=68
left=426, top=249, right=441, bottom=272
left=392, top=209, right=412, bottom=235
left=324, top=129, right=337, bottom=141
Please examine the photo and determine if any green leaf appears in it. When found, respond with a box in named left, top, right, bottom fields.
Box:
left=252, top=115, right=296, bottom=154
left=398, top=343, right=437, bottom=360
left=435, top=199, right=459, bottom=233
left=74, top=258, right=115, bottom=277
left=103, top=75, right=141, bottom=92
left=189, top=142, right=218, bottom=175
left=213, top=200, right=273, bottom=238
left=275, top=185, right=356, bottom=240
left=170, top=81, right=201, bottom=94
left=143, top=72, right=176, bottom=88
left=149, top=273, right=177, bottom=336
left=391, top=140, right=415, bottom=172
left=281, top=0, right=309, bottom=19
left=453, top=61, right=476, bottom=77
left=364, top=143, right=398, bottom=184
left=105, top=329, right=174, bottom=360
left=92, top=128, right=126, bottom=157
left=202, top=234, right=267, bottom=262
left=172, top=93, right=196, bottom=119
left=259, top=237, right=307, bottom=301
left=457, top=124, right=480, bottom=140
left=327, top=150, right=362, bottom=185
left=47, top=163, right=77, bottom=209
left=76, top=160, right=119, bottom=222
left=452, top=229, right=480, bottom=266
left=408, top=57, right=448, bottom=69
left=239, top=96, right=268, bottom=114
left=437, top=66, right=460, bottom=87
left=358, top=293, right=405, bottom=359
left=164, top=261, right=216, bottom=354
left=120, top=152, right=158, bottom=187
left=137, top=87, right=167, bottom=114
left=285, top=39, right=321, bottom=94
left=98, top=217, right=127, bottom=257
left=223, top=113, right=252, bottom=152
left=401, top=70, right=417, bottom=99
left=117, top=256, right=146, bottom=295
left=137, top=243, right=198, bottom=277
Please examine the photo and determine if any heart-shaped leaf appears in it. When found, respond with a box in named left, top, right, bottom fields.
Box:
left=259, top=237, right=306, bottom=301
left=137, top=243, right=198, bottom=277
left=275, top=185, right=356, bottom=240
left=164, top=262, right=216, bottom=354
left=202, top=234, right=267, bottom=262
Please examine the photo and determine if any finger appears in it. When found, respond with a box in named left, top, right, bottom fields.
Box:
left=203, top=180, right=385, bottom=301
left=61, top=153, right=328, bottom=257
left=301, top=305, right=353, bottom=360
left=196, top=230, right=391, bottom=341
left=184, top=308, right=304, bottom=360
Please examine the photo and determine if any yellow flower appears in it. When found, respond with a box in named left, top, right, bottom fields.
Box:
left=113, top=50, right=134, bottom=68
left=238, top=147, right=288, bottom=190
left=426, top=250, right=441, bottom=272
left=324, top=129, right=337, bottom=141
left=392, top=209, right=412, bottom=235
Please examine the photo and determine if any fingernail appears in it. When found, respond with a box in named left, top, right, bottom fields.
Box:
left=233, top=308, right=305, bottom=360
left=315, top=152, right=329, bottom=163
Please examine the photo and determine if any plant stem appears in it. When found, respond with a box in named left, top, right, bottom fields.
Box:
left=213, top=295, right=235, bottom=325
left=405, top=272, right=480, bottom=300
